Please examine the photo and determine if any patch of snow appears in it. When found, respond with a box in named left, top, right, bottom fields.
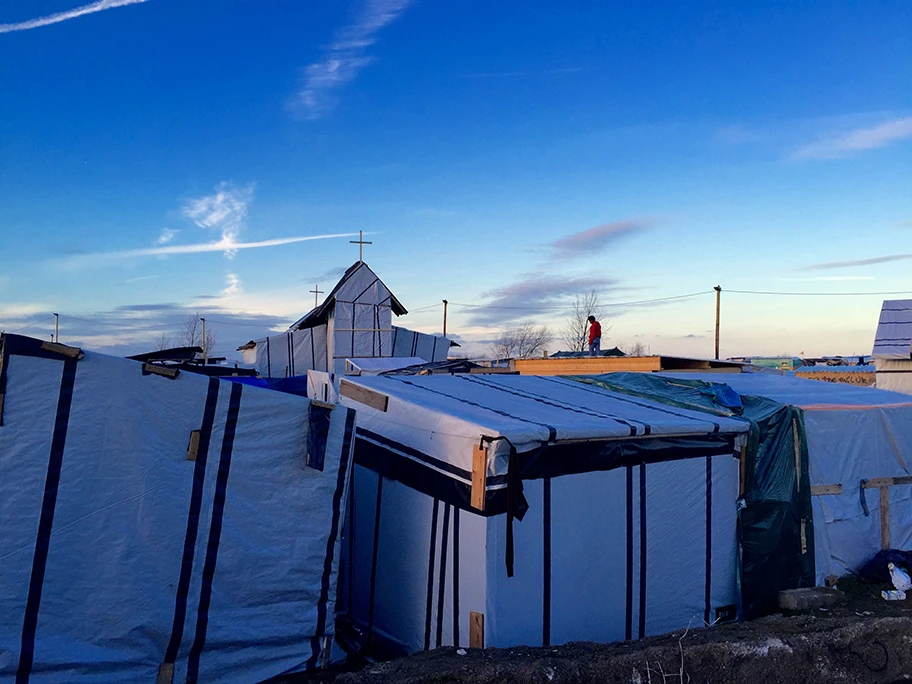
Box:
left=731, top=637, right=794, bottom=657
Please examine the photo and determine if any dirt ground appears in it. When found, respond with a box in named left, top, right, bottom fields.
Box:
left=270, top=577, right=912, bottom=684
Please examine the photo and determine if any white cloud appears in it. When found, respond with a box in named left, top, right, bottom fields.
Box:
left=0, top=0, right=148, bottom=34
left=156, top=228, right=178, bottom=245
left=550, top=219, right=653, bottom=258
left=221, top=273, right=242, bottom=297
left=290, top=0, right=414, bottom=119
left=792, top=117, right=912, bottom=160
left=182, top=182, right=254, bottom=258
left=778, top=276, right=875, bottom=282
left=60, top=232, right=361, bottom=267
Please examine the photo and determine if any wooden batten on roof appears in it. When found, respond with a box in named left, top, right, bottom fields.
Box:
left=513, top=355, right=744, bottom=376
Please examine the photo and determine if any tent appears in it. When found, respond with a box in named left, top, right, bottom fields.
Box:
left=241, top=262, right=451, bottom=378
left=333, top=373, right=749, bottom=652
left=873, top=299, right=912, bottom=395
left=0, top=334, right=355, bottom=683
left=661, top=371, right=912, bottom=585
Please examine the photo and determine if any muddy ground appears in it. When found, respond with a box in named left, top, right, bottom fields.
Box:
left=272, top=577, right=912, bottom=684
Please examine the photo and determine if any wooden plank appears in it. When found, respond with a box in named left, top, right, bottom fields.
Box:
left=471, top=444, right=487, bottom=512
left=881, top=487, right=891, bottom=550
left=800, top=518, right=807, bottom=554
left=186, top=430, right=201, bottom=461
left=862, top=476, right=912, bottom=489
left=469, top=611, right=484, bottom=649
left=811, top=484, right=843, bottom=496
left=513, top=356, right=661, bottom=376
left=41, top=341, right=83, bottom=359
left=310, top=399, right=335, bottom=410
left=339, top=379, right=389, bottom=412
left=143, top=363, right=180, bottom=379
left=157, top=663, right=174, bottom=684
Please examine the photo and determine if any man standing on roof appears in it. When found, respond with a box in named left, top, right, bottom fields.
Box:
left=588, top=315, right=602, bottom=357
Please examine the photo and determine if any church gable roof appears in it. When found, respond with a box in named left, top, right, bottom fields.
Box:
left=288, top=261, right=408, bottom=331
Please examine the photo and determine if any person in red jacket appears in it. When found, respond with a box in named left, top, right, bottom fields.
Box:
left=587, top=315, right=602, bottom=356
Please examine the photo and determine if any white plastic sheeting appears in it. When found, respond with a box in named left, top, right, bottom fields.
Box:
left=874, top=359, right=912, bottom=395
left=664, top=371, right=912, bottom=584
left=338, top=373, right=745, bottom=652
left=873, top=300, right=912, bottom=395
left=873, top=299, right=912, bottom=359
left=0, top=335, right=355, bottom=683
left=345, top=374, right=745, bottom=480
left=249, top=263, right=450, bottom=378
left=345, top=357, right=428, bottom=375
left=255, top=325, right=330, bottom=377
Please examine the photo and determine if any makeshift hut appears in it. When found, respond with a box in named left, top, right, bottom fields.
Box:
left=0, top=334, right=355, bottom=683
left=333, top=373, right=751, bottom=653
left=240, top=262, right=451, bottom=378
left=873, top=299, right=912, bottom=395
left=662, top=371, right=912, bottom=585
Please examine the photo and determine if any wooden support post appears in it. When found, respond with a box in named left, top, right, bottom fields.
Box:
left=469, top=611, right=485, bottom=649
left=471, top=443, right=487, bottom=512
left=860, top=477, right=912, bottom=549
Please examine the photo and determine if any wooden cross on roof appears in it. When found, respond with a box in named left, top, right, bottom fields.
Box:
left=309, top=284, right=324, bottom=308
left=350, top=230, right=372, bottom=262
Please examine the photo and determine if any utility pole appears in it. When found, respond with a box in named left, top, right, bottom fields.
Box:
left=309, top=284, right=324, bottom=308
left=714, top=286, right=722, bottom=360
left=442, top=299, right=448, bottom=337
left=200, top=317, right=207, bottom=367
left=54, top=313, right=59, bottom=343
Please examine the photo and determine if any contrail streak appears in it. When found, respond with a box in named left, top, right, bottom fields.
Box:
left=0, top=0, right=149, bottom=34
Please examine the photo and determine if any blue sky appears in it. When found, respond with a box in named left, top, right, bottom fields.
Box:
left=1, top=0, right=910, bottom=359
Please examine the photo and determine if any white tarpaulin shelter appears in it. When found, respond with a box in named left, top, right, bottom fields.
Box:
left=664, top=371, right=912, bottom=585
left=873, top=299, right=912, bottom=395
left=0, top=334, right=355, bottom=683
left=334, top=373, right=749, bottom=652
left=242, top=262, right=451, bottom=378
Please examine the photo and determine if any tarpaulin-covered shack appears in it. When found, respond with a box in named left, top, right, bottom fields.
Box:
left=335, top=373, right=750, bottom=653
left=0, top=334, right=355, bottom=683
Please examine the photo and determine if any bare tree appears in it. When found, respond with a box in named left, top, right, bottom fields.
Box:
left=562, top=290, right=609, bottom=352
left=620, top=340, right=649, bottom=356
left=176, top=314, right=219, bottom=357
left=153, top=332, right=172, bottom=351
left=491, top=323, right=553, bottom=359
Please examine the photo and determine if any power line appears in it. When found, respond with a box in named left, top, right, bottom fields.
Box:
left=448, top=291, right=713, bottom=311
left=406, top=303, right=444, bottom=313
left=727, top=289, right=912, bottom=297
left=7, top=315, right=56, bottom=334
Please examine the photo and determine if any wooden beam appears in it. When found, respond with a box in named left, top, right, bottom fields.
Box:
left=881, top=487, right=891, bottom=550
left=186, top=430, right=201, bottom=461
left=862, top=476, right=912, bottom=489
left=810, top=484, right=843, bottom=496
left=340, top=379, right=389, bottom=412
left=471, top=444, right=487, bottom=512
left=469, top=611, right=484, bottom=649
left=143, top=363, right=180, bottom=379
left=41, top=340, right=83, bottom=359
left=157, top=663, right=174, bottom=684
